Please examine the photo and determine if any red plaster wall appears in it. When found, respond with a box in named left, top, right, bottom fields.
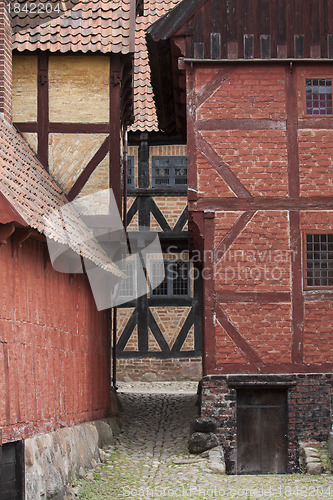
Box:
left=0, top=236, right=110, bottom=443
left=190, top=64, right=333, bottom=375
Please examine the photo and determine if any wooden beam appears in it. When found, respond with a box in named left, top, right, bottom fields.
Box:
left=198, top=118, right=286, bottom=130
left=215, top=210, right=256, bottom=264
left=193, top=196, right=333, bottom=211
left=195, top=68, right=234, bottom=108
left=0, top=223, right=15, bottom=245
left=109, top=54, right=123, bottom=211
left=286, top=65, right=300, bottom=198
left=187, top=67, right=198, bottom=201
left=37, top=53, right=49, bottom=171
left=289, top=210, right=304, bottom=364
left=202, top=212, right=216, bottom=375
left=217, top=291, right=291, bottom=303
left=196, top=132, right=252, bottom=198
left=216, top=303, right=262, bottom=366
left=67, top=137, right=109, bottom=201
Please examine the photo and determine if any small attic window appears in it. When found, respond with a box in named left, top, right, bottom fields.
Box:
left=306, top=79, right=333, bottom=115
left=136, top=0, right=144, bottom=16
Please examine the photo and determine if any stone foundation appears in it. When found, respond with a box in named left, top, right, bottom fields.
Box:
left=25, top=416, right=121, bottom=499
left=116, top=357, right=202, bottom=382
left=200, top=373, right=333, bottom=474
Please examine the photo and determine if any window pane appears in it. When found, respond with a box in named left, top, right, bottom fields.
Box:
left=152, top=156, right=187, bottom=187
left=119, top=260, right=136, bottom=298
left=306, top=233, right=333, bottom=286
left=151, top=261, right=168, bottom=296
left=306, top=79, right=333, bottom=115
left=127, top=155, right=135, bottom=187
left=172, top=261, right=190, bottom=296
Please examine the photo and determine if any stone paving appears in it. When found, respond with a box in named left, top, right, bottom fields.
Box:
left=77, top=382, right=333, bottom=500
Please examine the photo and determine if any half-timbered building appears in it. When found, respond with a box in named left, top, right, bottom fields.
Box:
left=147, top=0, right=333, bottom=474
left=0, top=1, right=130, bottom=496
left=116, top=0, right=202, bottom=381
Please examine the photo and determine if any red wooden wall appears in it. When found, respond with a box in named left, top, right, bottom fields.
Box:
left=0, top=236, right=110, bottom=444
left=188, top=62, right=333, bottom=376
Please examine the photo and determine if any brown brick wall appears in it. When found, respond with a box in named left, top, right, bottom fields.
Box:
left=191, top=63, right=333, bottom=376
left=201, top=374, right=333, bottom=474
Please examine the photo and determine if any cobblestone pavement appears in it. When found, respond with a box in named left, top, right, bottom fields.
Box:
left=78, top=382, right=333, bottom=500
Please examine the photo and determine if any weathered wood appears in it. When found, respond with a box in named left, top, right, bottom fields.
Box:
left=285, top=66, right=300, bottom=198
left=67, top=137, right=109, bottom=201
left=37, top=53, right=49, bottom=171
left=289, top=210, right=304, bottom=364
left=214, top=211, right=256, bottom=263
left=216, top=303, right=262, bottom=366
left=202, top=212, right=216, bottom=375
left=195, top=132, right=252, bottom=198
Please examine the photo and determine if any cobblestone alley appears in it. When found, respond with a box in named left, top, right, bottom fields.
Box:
left=77, top=382, right=333, bottom=500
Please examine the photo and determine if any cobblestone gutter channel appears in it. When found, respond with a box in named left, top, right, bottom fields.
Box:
left=77, top=382, right=333, bottom=500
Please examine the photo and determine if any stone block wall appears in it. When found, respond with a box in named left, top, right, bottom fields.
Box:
left=116, top=357, right=202, bottom=382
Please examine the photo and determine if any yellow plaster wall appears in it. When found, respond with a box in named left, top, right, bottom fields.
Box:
left=12, top=55, right=38, bottom=122
left=49, top=133, right=108, bottom=193
left=22, top=133, right=38, bottom=154
left=49, top=55, right=110, bottom=123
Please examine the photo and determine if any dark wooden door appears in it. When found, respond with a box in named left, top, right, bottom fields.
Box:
left=0, top=441, right=24, bottom=500
left=237, top=388, right=288, bottom=474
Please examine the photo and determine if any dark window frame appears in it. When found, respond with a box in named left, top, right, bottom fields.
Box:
left=304, top=231, right=333, bottom=289
left=305, top=78, right=333, bottom=116
left=119, top=260, right=136, bottom=299
left=152, top=156, right=187, bottom=188
left=126, top=155, right=135, bottom=188
left=150, top=259, right=190, bottom=298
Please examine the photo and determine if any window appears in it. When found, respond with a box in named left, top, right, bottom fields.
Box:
left=305, top=234, right=333, bottom=287
left=150, top=260, right=190, bottom=297
left=306, top=79, right=333, bottom=115
left=119, top=260, right=136, bottom=298
left=152, top=156, right=187, bottom=187
left=126, top=155, right=135, bottom=188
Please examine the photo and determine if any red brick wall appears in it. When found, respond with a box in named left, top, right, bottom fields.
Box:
left=0, top=236, right=110, bottom=443
left=0, top=2, right=12, bottom=122
left=189, top=63, right=333, bottom=376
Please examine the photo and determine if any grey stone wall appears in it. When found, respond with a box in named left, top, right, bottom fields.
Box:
left=25, top=417, right=120, bottom=499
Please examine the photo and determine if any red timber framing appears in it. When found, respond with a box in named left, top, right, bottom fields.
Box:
left=14, top=52, right=133, bottom=210
left=185, top=60, right=333, bottom=376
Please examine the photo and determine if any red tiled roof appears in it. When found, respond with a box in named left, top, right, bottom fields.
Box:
left=130, top=0, right=181, bottom=132
left=11, top=0, right=182, bottom=131
left=12, top=0, right=134, bottom=54
left=0, top=120, right=123, bottom=277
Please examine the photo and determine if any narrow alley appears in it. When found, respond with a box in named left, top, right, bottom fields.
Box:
left=77, top=383, right=333, bottom=500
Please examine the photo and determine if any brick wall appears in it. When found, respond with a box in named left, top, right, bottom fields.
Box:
left=0, top=1, right=12, bottom=122
left=116, top=357, right=202, bottom=382
left=201, top=374, right=333, bottom=474
left=0, top=236, right=110, bottom=443
left=190, top=63, right=333, bottom=376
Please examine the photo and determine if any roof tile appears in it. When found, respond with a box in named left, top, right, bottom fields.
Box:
left=12, top=0, right=133, bottom=54
left=129, top=0, right=181, bottom=132
left=0, top=120, right=122, bottom=277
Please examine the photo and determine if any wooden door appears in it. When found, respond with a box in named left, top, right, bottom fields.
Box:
left=237, top=388, right=288, bottom=474
left=0, top=441, right=24, bottom=500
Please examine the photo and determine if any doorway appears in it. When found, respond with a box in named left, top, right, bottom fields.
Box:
left=0, top=441, right=25, bottom=500
left=237, top=387, right=288, bottom=474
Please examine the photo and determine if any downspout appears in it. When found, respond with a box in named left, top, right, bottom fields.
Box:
left=112, top=130, right=128, bottom=388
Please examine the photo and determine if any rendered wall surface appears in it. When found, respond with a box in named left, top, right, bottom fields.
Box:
left=0, top=237, right=110, bottom=444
